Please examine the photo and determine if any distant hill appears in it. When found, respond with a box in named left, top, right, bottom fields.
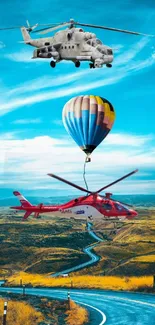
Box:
left=0, top=194, right=155, bottom=207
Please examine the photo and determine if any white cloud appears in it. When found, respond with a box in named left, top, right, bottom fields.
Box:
left=0, top=133, right=155, bottom=194
left=110, top=44, right=124, bottom=53
left=12, top=118, right=42, bottom=125
left=5, top=50, right=47, bottom=63
left=0, top=41, right=5, bottom=49
left=53, top=119, right=63, bottom=126
left=0, top=131, right=20, bottom=140
left=8, top=70, right=88, bottom=96
left=103, top=133, right=152, bottom=146
left=115, top=37, right=149, bottom=65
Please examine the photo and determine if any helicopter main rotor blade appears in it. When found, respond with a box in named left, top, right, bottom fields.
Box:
left=96, top=169, right=138, bottom=194
left=33, top=23, right=70, bottom=34
left=76, top=22, right=155, bottom=37
left=0, top=26, right=22, bottom=30
left=0, top=23, right=60, bottom=32
left=48, top=173, right=92, bottom=194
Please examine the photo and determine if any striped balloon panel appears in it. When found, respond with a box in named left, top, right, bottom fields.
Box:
left=62, top=95, right=115, bottom=154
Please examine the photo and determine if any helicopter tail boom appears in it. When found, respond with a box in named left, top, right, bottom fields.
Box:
left=21, top=27, right=31, bottom=43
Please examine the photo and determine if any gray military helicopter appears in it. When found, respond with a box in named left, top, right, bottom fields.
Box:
left=1, top=19, right=154, bottom=68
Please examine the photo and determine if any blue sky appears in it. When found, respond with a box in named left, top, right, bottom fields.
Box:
left=0, top=0, right=155, bottom=198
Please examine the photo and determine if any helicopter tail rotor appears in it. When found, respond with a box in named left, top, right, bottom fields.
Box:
left=26, top=20, right=38, bottom=32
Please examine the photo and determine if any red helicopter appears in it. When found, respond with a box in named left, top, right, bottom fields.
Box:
left=11, top=169, right=138, bottom=221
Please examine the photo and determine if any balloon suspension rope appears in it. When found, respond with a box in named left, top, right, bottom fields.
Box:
left=83, top=160, right=89, bottom=194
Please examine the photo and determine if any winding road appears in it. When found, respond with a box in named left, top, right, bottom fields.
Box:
left=0, top=286, right=155, bottom=324
left=0, top=225, right=155, bottom=324
left=52, top=222, right=103, bottom=277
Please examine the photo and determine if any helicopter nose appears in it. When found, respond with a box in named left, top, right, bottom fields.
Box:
left=128, top=209, right=138, bottom=219
left=132, top=210, right=138, bottom=216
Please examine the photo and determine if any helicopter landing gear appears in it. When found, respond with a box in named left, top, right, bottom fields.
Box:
left=106, top=63, right=112, bottom=68
left=50, top=61, right=56, bottom=68
left=89, top=63, right=95, bottom=69
left=75, top=61, right=80, bottom=68
left=88, top=215, right=93, bottom=221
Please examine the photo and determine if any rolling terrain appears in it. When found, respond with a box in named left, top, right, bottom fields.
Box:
left=76, top=211, right=155, bottom=276
left=0, top=208, right=155, bottom=279
left=0, top=211, right=94, bottom=277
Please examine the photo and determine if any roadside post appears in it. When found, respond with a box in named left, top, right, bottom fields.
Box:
left=70, top=280, right=73, bottom=288
left=67, top=292, right=71, bottom=310
left=2, top=301, right=7, bottom=325
left=23, top=284, right=25, bottom=296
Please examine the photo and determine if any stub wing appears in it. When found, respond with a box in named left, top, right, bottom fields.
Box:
left=32, top=43, right=61, bottom=59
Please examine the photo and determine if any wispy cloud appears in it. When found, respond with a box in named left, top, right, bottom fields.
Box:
left=12, top=118, right=42, bottom=125
left=5, top=49, right=47, bottom=63
left=0, top=37, right=154, bottom=117
left=52, top=119, right=63, bottom=126
left=0, top=131, right=21, bottom=140
left=8, top=70, right=88, bottom=96
left=0, top=42, right=5, bottom=49
left=104, top=133, right=153, bottom=146
left=115, top=37, right=150, bottom=65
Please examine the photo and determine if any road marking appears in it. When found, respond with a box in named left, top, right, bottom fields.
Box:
left=71, top=291, right=155, bottom=308
left=29, top=288, right=155, bottom=309
left=74, top=299, right=106, bottom=325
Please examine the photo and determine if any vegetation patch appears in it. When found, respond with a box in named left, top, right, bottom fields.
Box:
left=0, top=216, right=94, bottom=275
left=0, top=297, right=44, bottom=325
left=65, top=300, right=88, bottom=325
left=6, top=272, right=154, bottom=291
left=0, top=292, right=89, bottom=325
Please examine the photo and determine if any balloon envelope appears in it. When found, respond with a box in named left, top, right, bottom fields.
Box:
left=62, top=95, right=115, bottom=156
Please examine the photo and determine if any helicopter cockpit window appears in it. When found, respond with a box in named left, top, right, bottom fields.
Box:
left=92, top=40, right=97, bottom=47
left=114, top=203, right=129, bottom=212
left=102, top=203, right=112, bottom=210
left=97, top=45, right=105, bottom=54
left=45, top=42, right=50, bottom=46
left=96, top=39, right=102, bottom=45
left=107, top=49, right=113, bottom=55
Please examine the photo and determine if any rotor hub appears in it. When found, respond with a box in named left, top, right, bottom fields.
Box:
left=105, top=192, right=112, bottom=198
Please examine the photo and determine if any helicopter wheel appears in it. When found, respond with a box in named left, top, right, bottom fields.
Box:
left=50, top=61, right=56, bottom=68
left=75, top=61, right=80, bottom=68
left=89, top=63, right=95, bottom=69
left=106, top=63, right=112, bottom=68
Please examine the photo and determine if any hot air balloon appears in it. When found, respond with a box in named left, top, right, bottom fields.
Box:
left=62, top=95, right=115, bottom=162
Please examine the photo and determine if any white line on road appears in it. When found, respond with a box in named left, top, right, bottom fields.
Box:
left=74, top=299, right=106, bottom=325
left=72, top=291, right=155, bottom=308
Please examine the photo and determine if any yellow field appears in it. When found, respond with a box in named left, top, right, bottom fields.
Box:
left=131, top=255, right=155, bottom=262
left=7, top=272, right=154, bottom=291
left=0, top=298, right=44, bottom=325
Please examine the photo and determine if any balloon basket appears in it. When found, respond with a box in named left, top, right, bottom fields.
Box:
left=85, top=156, right=91, bottom=163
